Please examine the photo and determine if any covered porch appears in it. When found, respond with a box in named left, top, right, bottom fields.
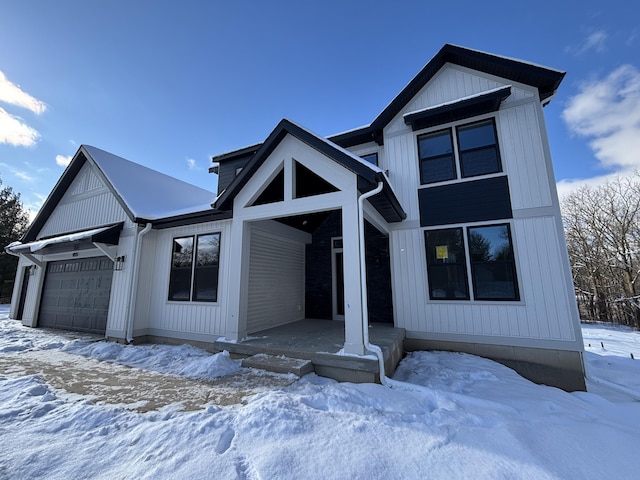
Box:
left=214, top=319, right=406, bottom=383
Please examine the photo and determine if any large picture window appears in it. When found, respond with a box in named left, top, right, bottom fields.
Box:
left=418, top=118, right=501, bottom=185
left=168, top=233, right=220, bottom=302
left=425, top=223, right=519, bottom=301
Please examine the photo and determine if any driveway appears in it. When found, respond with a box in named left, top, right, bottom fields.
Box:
left=0, top=331, right=297, bottom=412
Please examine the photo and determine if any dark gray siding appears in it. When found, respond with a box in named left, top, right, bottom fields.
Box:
left=418, top=176, right=512, bottom=227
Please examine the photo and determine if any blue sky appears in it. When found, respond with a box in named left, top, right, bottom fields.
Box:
left=0, top=0, right=638, bottom=219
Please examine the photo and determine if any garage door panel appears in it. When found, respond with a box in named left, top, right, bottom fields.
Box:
left=39, top=257, right=113, bottom=335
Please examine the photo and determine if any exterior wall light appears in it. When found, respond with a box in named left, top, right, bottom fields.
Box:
left=114, top=256, right=125, bottom=271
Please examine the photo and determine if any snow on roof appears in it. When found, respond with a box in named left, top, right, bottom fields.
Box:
left=402, top=85, right=512, bottom=118
left=83, top=145, right=217, bottom=220
left=8, top=225, right=115, bottom=253
left=284, top=119, right=385, bottom=175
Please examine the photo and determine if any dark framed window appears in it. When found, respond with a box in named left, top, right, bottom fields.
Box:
left=425, top=223, right=519, bottom=301
left=457, top=119, right=501, bottom=178
left=168, top=233, right=220, bottom=302
left=468, top=224, right=518, bottom=300
left=418, top=129, right=455, bottom=184
left=425, top=228, right=469, bottom=300
left=361, top=152, right=378, bottom=166
left=418, top=118, right=501, bottom=185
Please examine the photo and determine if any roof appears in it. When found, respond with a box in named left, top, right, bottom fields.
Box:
left=212, top=43, right=565, bottom=159
left=23, top=145, right=220, bottom=242
left=214, top=119, right=406, bottom=223
left=8, top=223, right=123, bottom=256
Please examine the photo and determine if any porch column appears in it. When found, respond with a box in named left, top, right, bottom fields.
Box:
left=341, top=201, right=365, bottom=355
left=226, top=219, right=250, bottom=341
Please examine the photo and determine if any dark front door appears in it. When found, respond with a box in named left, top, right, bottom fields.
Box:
left=16, top=266, right=30, bottom=320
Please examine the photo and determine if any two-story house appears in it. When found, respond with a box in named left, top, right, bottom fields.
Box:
left=6, top=44, right=585, bottom=390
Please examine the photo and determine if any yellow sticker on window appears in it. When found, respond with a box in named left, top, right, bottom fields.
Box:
left=436, top=245, right=448, bottom=260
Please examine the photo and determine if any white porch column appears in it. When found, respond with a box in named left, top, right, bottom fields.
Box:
left=341, top=200, right=365, bottom=355
left=225, top=218, right=251, bottom=341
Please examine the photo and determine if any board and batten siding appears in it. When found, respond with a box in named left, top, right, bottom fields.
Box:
left=246, top=225, right=305, bottom=333
left=131, top=220, right=232, bottom=342
left=378, top=63, right=579, bottom=349
left=38, top=162, right=130, bottom=238
left=391, top=215, right=577, bottom=346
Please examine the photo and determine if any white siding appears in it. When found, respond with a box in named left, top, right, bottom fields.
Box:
left=104, top=230, right=137, bottom=337
left=499, top=102, right=552, bottom=209
left=131, top=219, right=232, bottom=340
left=391, top=216, right=577, bottom=345
left=39, top=163, right=128, bottom=238
left=246, top=225, right=305, bottom=333
left=385, top=65, right=535, bottom=136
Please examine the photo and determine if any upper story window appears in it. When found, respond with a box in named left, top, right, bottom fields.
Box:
left=418, top=118, right=501, bottom=185
left=168, top=233, right=221, bottom=302
left=361, top=152, right=378, bottom=166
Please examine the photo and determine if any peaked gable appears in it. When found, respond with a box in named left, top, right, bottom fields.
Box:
left=23, top=145, right=218, bottom=242
left=214, top=119, right=405, bottom=222
left=331, top=44, right=565, bottom=147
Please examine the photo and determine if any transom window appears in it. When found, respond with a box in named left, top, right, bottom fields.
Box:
left=168, top=233, right=221, bottom=302
left=418, top=118, right=501, bottom=185
left=424, top=223, right=519, bottom=301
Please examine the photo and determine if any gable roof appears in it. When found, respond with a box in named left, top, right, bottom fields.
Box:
left=23, top=145, right=219, bottom=242
left=212, top=43, right=566, bottom=161
left=214, top=119, right=406, bottom=223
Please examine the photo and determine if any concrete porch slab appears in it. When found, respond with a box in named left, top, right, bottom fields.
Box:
left=241, top=354, right=314, bottom=376
left=214, top=319, right=406, bottom=383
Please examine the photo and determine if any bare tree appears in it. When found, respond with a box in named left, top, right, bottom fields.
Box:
left=562, top=172, right=640, bottom=328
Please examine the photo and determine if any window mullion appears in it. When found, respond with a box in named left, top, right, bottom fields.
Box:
left=462, top=227, right=475, bottom=300
left=190, top=235, right=197, bottom=301
left=452, top=127, right=462, bottom=179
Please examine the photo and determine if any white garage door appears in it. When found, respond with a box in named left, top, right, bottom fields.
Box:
left=38, top=257, right=114, bottom=334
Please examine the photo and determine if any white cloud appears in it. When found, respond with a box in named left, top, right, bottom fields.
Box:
left=560, top=64, right=640, bottom=195
left=0, top=70, right=47, bottom=114
left=566, top=30, right=608, bottom=56
left=55, top=154, right=72, bottom=167
left=0, top=107, right=40, bottom=146
left=187, top=158, right=197, bottom=170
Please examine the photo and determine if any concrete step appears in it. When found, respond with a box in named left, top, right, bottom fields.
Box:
left=241, top=354, right=314, bottom=377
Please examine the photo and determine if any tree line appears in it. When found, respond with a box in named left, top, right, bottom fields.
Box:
left=0, top=177, right=29, bottom=303
left=561, top=172, right=640, bottom=329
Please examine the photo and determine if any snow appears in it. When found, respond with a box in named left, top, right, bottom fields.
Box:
left=403, top=85, right=512, bottom=119
left=82, top=145, right=217, bottom=220
left=6, top=225, right=115, bottom=253
left=1, top=305, right=640, bottom=479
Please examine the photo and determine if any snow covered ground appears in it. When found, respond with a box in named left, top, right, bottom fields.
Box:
left=1, top=306, right=640, bottom=480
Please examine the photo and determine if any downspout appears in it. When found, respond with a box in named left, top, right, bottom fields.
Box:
left=125, top=222, right=152, bottom=343
left=357, top=181, right=388, bottom=385
left=357, top=181, right=431, bottom=392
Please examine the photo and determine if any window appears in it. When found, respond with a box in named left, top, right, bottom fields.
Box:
left=361, top=152, right=378, bottom=166
left=168, top=233, right=221, bottom=302
left=425, top=223, right=519, bottom=301
left=468, top=225, right=518, bottom=300
left=425, top=228, right=469, bottom=300
left=418, top=118, right=501, bottom=185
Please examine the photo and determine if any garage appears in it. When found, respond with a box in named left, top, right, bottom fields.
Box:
left=38, top=257, right=114, bottom=334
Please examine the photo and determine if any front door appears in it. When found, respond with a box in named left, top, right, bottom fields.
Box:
left=16, top=266, right=30, bottom=320
left=331, top=237, right=344, bottom=320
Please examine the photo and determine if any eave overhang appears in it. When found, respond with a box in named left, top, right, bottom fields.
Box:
left=214, top=119, right=406, bottom=223
left=6, top=223, right=124, bottom=257
left=403, top=86, right=512, bottom=131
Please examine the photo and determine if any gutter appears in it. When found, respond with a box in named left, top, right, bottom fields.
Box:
left=124, top=222, right=152, bottom=343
